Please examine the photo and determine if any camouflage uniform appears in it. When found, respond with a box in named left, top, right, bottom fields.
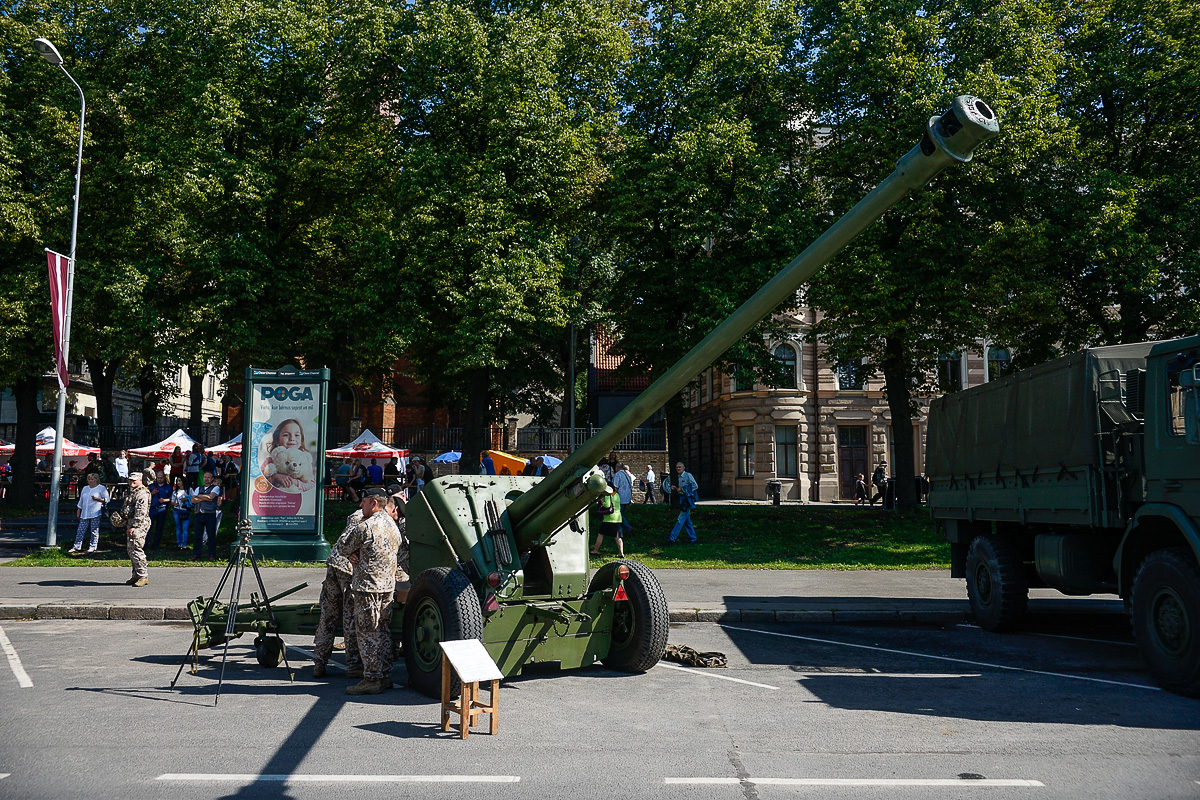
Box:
left=344, top=511, right=403, bottom=681
left=312, top=510, right=363, bottom=671
left=123, top=485, right=152, bottom=579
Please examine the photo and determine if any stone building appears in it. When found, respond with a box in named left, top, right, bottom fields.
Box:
left=681, top=309, right=1010, bottom=501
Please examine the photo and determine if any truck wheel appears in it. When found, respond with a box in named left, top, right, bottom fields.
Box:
left=1132, top=547, right=1200, bottom=696
left=402, top=567, right=484, bottom=698
left=589, top=560, right=669, bottom=672
left=965, top=534, right=1028, bottom=632
left=254, top=635, right=284, bottom=668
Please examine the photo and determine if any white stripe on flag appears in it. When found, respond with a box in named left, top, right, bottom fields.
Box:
left=45, top=249, right=70, bottom=389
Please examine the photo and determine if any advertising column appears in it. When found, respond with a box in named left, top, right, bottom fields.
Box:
left=240, top=366, right=331, bottom=561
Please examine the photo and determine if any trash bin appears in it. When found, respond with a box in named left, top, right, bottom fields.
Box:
left=766, top=480, right=782, bottom=505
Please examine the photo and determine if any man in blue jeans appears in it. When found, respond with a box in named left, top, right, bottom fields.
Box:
left=192, top=470, right=222, bottom=560
left=662, top=462, right=699, bottom=543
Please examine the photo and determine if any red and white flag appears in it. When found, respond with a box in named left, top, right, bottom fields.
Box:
left=46, top=249, right=70, bottom=389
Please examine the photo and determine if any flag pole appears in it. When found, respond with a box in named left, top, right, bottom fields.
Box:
left=38, top=40, right=86, bottom=549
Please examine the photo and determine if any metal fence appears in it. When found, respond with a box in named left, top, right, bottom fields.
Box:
left=516, top=425, right=665, bottom=452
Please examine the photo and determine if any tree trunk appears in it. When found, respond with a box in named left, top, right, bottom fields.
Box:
left=188, top=363, right=205, bottom=434
left=9, top=377, right=41, bottom=505
left=461, top=368, right=491, bottom=476
left=664, top=394, right=684, bottom=482
left=85, top=357, right=119, bottom=430
left=138, top=363, right=160, bottom=428
left=880, top=333, right=919, bottom=511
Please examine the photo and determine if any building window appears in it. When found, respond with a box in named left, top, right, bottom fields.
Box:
left=987, top=347, right=1012, bottom=381
left=773, top=344, right=798, bottom=389
left=775, top=425, right=798, bottom=477
left=706, top=370, right=714, bottom=402
left=737, top=426, right=755, bottom=477
left=836, top=361, right=863, bottom=391
left=206, top=376, right=216, bottom=401
left=938, top=353, right=963, bottom=392
left=732, top=368, right=754, bottom=393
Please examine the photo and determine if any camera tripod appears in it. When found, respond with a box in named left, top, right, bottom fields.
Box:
left=171, top=520, right=294, bottom=704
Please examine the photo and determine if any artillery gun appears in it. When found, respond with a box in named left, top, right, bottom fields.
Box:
left=188, top=96, right=999, bottom=697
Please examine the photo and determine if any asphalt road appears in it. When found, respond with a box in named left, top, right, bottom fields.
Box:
left=1, top=615, right=1197, bottom=800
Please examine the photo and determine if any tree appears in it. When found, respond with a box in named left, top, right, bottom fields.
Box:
left=800, top=0, right=1066, bottom=508
left=604, top=0, right=814, bottom=469
left=359, top=0, right=632, bottom=471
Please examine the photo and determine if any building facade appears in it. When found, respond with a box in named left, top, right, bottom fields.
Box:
left=681, top=309, right=1008, bottom=501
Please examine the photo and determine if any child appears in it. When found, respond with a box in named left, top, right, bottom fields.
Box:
left=854, top=473, right=868, bottom=506
left=590, top=483, right=625, bottom=558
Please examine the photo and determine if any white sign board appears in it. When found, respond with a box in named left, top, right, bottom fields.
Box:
left=439, top=639, right=503, bottom=684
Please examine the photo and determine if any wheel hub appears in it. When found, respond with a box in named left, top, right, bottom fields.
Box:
left=974, top=563, right=994, bottom=606
left=412, top=598, right=444, bottom=670
left=1151, top=588, right=1189, bottom=658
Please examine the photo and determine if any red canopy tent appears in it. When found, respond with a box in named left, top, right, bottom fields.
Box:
left=35, top=426, right=100, bottom=457
left=325, top=429, right=408, bottom=467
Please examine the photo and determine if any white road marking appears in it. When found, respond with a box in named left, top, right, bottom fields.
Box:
left=666, top=777, right=1044, bottom=787
left=793, top=673, right=983, bottom=679
left=157, top=774, right=520, bottom=783
left=0, top=625, right=33, bottom=688
left=957, top=624, right=1138, bottom=648
left=722, top=625, right=1162, bottom=692
left=0, top=773, right=10, bottom=779
left=286, top=644, right=345, bottom=671
left=656, top=662, right=778, bottom=690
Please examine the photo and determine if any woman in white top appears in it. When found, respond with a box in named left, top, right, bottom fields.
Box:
left=70, top=472, right=110, bottom=554
left=171, top=476, right=194, bottom=549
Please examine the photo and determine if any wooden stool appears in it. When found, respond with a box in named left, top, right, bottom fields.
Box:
left=438, top=639, right=503, bottom=739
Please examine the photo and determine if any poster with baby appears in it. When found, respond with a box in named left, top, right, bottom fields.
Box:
left=244, top=370, right=326, bottom=533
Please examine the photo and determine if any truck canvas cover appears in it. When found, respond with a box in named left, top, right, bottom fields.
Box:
left=927, top=342, right=1154, bottom=479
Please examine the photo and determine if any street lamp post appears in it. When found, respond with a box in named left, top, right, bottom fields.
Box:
left=34, top=37, right=85, bottom=549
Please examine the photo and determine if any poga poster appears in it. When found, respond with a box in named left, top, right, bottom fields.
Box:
left=247, top=383, right=322, bottom=531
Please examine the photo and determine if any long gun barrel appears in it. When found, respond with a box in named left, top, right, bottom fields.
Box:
left=505, top=95, right=999, bottom=541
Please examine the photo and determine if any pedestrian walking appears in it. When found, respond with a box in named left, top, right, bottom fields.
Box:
left=870, top=461, right=887, bottom=506
left=662, top=462, right=699, bottom=544
left=69, top=472, right=109, bottom=554
left=854, top=473, right=868, bottom=506
left=589, top=482, right=625, bottom=558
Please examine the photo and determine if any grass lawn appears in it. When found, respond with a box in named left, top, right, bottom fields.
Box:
left=602, top=503, right=948, bottom=570
left=5, top=498, right=947, bottom=570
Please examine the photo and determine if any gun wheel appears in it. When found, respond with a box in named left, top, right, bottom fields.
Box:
left=590, top=560, right=668, bottom=673
left=402, top=567, right=484, bottom=698
left=965, top=534, right=1027, bottom=632
left=1132, top=547, right=1200, bottom=696
left=254, top=635, right=284, bottom=668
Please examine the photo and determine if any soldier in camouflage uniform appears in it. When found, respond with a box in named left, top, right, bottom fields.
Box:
left=123, top=471, right=152, bottom=587
left=342, top=487, right=403, bottom=695
left=311, top=508, right=365, bottom=679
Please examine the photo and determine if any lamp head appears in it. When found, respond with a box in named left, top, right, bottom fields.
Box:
left=33, top=38, right=64, bottom=65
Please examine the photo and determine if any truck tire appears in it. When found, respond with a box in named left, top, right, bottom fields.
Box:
left=402, top=567, right=484, bottom=698
left=965, top=534, right=1028, bottom=632
left=589, top=560, right=669, bottom=673
left=1131, top=547, right=1200, bottom=696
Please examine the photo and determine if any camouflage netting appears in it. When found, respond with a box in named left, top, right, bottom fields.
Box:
left=663, top=643, right=727, bottom=668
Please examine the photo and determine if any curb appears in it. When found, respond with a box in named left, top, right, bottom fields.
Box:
left=0, top=602, right=968, bottom=627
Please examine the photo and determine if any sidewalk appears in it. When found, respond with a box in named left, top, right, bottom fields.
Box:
left=0, top=565, right=1124, bottom=625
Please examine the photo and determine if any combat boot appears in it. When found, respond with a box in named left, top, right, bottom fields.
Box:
left=132, top=577, right=149, bottom=587
left=125, top=575, right=138, bottom=585
left=380, top=675, right=394, bottom=690
left=312, top=663, right=327, bottom=678
left=346, top=678, right=385, bottom=695
left=345, top=668, right=364, bottom=678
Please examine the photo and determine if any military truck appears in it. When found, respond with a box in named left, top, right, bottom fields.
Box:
left=927, top=336, right=1200, bottom=694
left=188, top=95, right=1001, bottom=698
